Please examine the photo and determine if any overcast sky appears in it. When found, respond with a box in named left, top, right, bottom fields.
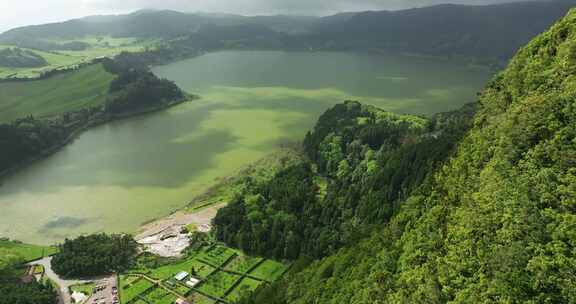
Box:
left=0, top=0, right=523, bottom=33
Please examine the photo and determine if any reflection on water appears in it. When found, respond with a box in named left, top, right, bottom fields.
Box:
left=0, top=51, right=491, bottom=244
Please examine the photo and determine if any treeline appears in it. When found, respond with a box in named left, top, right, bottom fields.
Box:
left=214, top=101, right=476, bottom=260
left=101, top=54, right=185, bottom=113
left=0, top=281, right=57, bottom=304
left=235, top=9, right=576, bottom=303
left=0, top=246, right=57, bottom=304
left=51, top=234, right=138, bottom=278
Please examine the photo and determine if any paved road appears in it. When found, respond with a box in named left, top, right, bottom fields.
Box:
left=28, top=257, right=102, bottom=304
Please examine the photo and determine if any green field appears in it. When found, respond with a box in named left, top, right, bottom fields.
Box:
left=0, top=63, right=114, bottom=122
left=119, top=276, right=155, bottom=304
left=224, top=255, right=263, bottom=273
left=141, top=287, right=178, bottom=304
left=0, top=36, right=154, bottom=79
left=0, top=240, right=57, bottom=267
left=121, top=244, right=288, bottom=303
left=198, top=271, right=241, bottom=298
left=249, top=260, right=289, bottom=282
left=225, top=278, right=263, bottom=302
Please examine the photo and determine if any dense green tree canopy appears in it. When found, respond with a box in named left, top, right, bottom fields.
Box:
left=226, top=9, right=576, bottom=303
left=51, top=234, right=138, bottom=278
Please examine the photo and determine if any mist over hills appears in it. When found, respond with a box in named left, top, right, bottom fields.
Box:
left=1, top=0, right=575, bottom=62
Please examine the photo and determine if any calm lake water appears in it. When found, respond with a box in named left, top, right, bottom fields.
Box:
left=0, top=51, right=491, bottom=245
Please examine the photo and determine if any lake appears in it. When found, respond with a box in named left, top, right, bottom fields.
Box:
left=0, top=51, right=491, bottom=245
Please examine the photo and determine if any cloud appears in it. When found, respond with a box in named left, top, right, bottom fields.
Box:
left=83, top=0, right=522, bottom=15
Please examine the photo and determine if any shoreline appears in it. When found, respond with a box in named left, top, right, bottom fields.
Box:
left=0, top=97, right=193, bottom=183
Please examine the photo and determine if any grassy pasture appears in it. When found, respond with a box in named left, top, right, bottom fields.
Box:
left=249, top=260, right=289, bottom=282
left=0, top=36, right=154, bottom=79
left=119, top=276, right=155, bottom=304
left=0, top=240, right=57, bottom=266
left=197, top=271, right=242, bottom=298
left=225, top=278, right=263, bottom=302
left=0, top=63, right=114, bottom=122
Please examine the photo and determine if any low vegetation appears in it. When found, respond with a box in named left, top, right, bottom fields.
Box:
left=51, top=234, right=138, bottom=278
left=0, top=63, right=114, bottom=122
left=119, top=240, right=288, bottom=304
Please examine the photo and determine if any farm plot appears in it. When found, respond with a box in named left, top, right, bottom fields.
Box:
left=225, top=278, right=263, bottom=303
left=119, top=276, right=155, bottom=304
left=224, top=255, right=263, bottom=274
left=197, top=271, right=242, bottom=299
left=248, top=260, right=289, bottom=282
left=141, top=286, right=178, bottom=304
left=121, top=244, right=289, bottom=303
left=196, top=246, right=236, bottom=268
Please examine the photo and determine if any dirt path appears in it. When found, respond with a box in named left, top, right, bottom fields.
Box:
left=135, top=203, right=227, bottom=257
left=136, top=203, right=226, bottom=240
left=28, top=257, right=102, bottom=304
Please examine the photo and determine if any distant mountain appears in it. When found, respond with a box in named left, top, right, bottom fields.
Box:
left=306, top=0, right=576, bottom=60
left=0, top=10, right=313, bottom=43
left=1, top=0, right=575, bottom=62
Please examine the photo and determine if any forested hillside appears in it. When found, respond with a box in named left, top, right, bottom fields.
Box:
left=215, top=101, right=475, bottom=260
left=214, top=8, right=576, bottom=303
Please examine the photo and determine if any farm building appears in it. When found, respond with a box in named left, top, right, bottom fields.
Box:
left=174, top=271, right=189, bottom=281
left=185, top=277, right=201, bottom=288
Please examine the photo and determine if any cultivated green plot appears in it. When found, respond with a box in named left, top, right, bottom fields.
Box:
left=224, top=255, right=263, bottom=273
left=189, top=293, right=216, bottom=304
left=249, top=260, right=288, bottom=282
left=225, top=278, right=263, bottom=302
left=196, top=246, right=236, bottom=268
left=142, top=287, right=177, bottom=304
left=197, top=271, right=241, bottom=298
left=119, top=276, right=154, bottom=304
left=145, top=256, right=217, bottom=281
left=0, top=63, right=114, bottom=122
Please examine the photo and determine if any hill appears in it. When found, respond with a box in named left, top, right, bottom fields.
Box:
left=1, top=1, right=576, bottom=63
left=0, top=48, right=47, bottom=68
left=0, top=63, right=114, bottom=122
left=213, top=7, right=576, bottom=303
left=306, top=0, right=576, bottom=61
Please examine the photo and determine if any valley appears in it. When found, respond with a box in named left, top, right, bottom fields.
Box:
left=1, top=2, right=575, bottom=304
left=0, top=50, right=490, bottom=245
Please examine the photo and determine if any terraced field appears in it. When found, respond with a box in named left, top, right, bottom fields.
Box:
left=0, top=63, right=114, bottom=122
left=120, top=244, right=289, bottom=304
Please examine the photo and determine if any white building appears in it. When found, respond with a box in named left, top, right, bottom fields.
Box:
left=185, top=277, right=201, bottom=288
left=174, top=271, right=189, bottom=281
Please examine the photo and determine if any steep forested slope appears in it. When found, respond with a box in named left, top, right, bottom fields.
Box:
left=307, top=0, right=576, bottom=61
left=216, top=8, right=576, bottom=304
left=215, top=101, right=475, bottom=261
